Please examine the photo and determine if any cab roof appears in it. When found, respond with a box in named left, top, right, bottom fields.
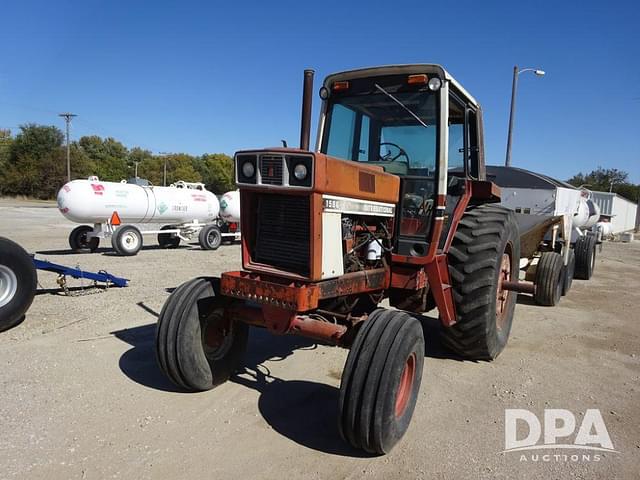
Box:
left=323, top=64, right=479, bottom=108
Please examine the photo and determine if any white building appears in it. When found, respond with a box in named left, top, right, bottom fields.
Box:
left=590, top=191, right=638, bottom=234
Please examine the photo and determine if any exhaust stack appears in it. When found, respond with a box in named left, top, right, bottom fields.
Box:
left=300, top=69, right=314, bottom=150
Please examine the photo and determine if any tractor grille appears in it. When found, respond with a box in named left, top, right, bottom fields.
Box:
left=254, top=193, right=310, bottom=276
left=260, top=155, right=284, bottom=185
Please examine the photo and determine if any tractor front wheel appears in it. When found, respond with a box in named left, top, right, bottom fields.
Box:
left=155, top=277, right=248, bottom=391
left=443, top=204, right=520, bottom=360
left=338, top=308, right=424, bottom=454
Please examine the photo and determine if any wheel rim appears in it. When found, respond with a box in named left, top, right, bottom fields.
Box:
left=0, top=264, right=18, bottom=308
left=201, top=309, right=233, bottom=360
left=395, top=352, right=416, bottom=418
left=495, top=244, right=513, bottom=330
left=123, top=232, right=140, bottom=251
left=207, top=230, right=220, bottom=247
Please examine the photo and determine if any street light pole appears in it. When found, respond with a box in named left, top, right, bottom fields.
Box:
left=504, top=66, right=545, bottom=167
left=59, top=112, right=77, bottom=181
left=159, top=152, right=169, bottom=186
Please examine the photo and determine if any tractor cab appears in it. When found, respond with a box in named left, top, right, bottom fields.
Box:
left=318, top=64, right=488, bottom=257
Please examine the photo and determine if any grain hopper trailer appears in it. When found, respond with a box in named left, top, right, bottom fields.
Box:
left=154, top=65, right=574, bottom=454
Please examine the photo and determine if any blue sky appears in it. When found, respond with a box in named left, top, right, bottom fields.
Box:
left=1, top=0, right=638, bottom=182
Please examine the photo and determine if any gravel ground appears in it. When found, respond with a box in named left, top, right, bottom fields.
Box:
left=1, top=198, right=639, bottom=479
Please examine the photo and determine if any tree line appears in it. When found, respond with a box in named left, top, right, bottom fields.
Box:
left=1, top=124, right=637, bottom=204
left=0, top=124, right=235, bottom=199
left=567, top=168, right=639, bottom=203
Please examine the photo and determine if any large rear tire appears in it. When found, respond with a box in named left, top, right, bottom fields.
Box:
left=574, top=235, right=596, bottom=280
left=442, top=204, right=520, bottom=360
left=156, top=277, right=248, bottom=391
left=338, top=308, right=424, bottom=454
left=0, top=238, right=37, bottom=332
left=534, top=252, right=563, bottom=306
left=69, top=225, right=99, bottom=253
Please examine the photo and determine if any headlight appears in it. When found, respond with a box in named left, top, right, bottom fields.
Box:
left=242, top=161, right=255, bottom=178
left=293, top=164, right=308, bottom=180
left=428, top=77, right=442, bottom=91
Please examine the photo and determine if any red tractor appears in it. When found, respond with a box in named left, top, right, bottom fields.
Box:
left=156, top=65, right=521, bottom=454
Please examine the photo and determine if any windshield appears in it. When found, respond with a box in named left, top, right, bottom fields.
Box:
left=321, top=89, right=438, bottom=176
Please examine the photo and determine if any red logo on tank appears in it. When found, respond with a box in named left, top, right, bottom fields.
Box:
left=91, top=184, right=105, bottom=195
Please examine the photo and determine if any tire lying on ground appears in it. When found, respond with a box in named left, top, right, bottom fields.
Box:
left=155, top=277, right=249, bottom=391
left=534, top=251, right=564, bottom=306
left=574, top=234, right=597, bottom=280
left=0, top=237, right=37, bottom=332
left=111, top=225, right=143, bottom=256
left=199, top=224, right=222, bottom=250
left=442, top=204, right=520, bottom=360
left=338, top=308, right=424, bottom=455
left=69, top=225, right=99, bottom=253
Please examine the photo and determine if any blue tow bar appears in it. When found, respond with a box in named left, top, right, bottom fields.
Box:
left=33, top=259, right=129, bottom=288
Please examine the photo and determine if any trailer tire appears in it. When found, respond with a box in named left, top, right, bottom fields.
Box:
left=69, top=225, right=99, bottom=253
left=199, top=225, right=222, bottom=250
left=534, top=252, right=564, bottom=306
left=338, top=308, right=424, bottom=455
left=562, top=248, right=575, bottom=296
left=155, top=277, right=248, bottom=391
left=158, top=225, right=180, bottom=249
left=112, top=225, right=143, bottom=256
left=442, top=204, right=520, bottom=360
left=574, top=235, right=596, bottom=280
left=0, top=237, right=37, bottom=332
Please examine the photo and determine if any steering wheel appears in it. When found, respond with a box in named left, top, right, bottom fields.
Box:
left=379, top=142, right=410, bottom=163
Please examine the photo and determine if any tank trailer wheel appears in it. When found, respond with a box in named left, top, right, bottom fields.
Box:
left=443, top=204, right=520, bottom=360
left=574, top=234, right=597, bottom=280
left=534, top=252, right=564, bottom=306
left=199, top=225, right=222, bottom=250
left=338, top=308, right=424, bottom=455
left=562, top=248, right=576, bottom=296
left=69, top=225, right=99, bottom=253
left=155, top=277, right=248, bottom=391
left=0, top=238, right=37, bottom=332
left=158, top=225, right=181, bottom=249
left=112, top=225, right=143, bottom=256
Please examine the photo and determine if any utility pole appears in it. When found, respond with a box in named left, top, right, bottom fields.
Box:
left=159, top=152, right=169, bottom=186
left=59, top=113, right=77, bottom=182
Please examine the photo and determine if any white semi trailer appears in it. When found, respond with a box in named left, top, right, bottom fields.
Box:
left=57, top=177, right=240, bottom=256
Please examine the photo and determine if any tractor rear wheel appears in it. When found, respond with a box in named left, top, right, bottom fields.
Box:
left=338, top=308, right=424, bottom=455
left=534, top=252, right=564, bottom=306
left=574, top=234, right=596, bottom=280
left=156, top=277, right=248, bottom=391
left=443, top=204, right=520, bottom=360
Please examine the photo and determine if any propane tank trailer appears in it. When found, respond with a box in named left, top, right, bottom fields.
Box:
left=57, top=176, right=240, bottom=256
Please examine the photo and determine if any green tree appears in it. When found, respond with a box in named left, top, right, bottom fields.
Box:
left=78, top=135, right=129, bottom=181
left=1, top=124, right=66, bottom=198
left=567, top=167, right=639, bottom=202
left=196, top=153, right=235, bottom=193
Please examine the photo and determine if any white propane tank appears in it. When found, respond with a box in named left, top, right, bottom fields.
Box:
left=57, top=177, right=220, bottom=224
left=219, top=190, right=241, bottom=223
left=573, top=194, right=601, bottom=229
left=596, top=221, right=613, bottom=237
